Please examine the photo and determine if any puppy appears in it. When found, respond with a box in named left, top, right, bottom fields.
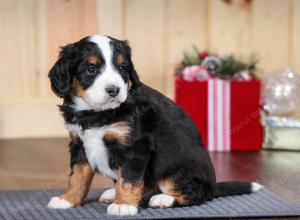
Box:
left=47, top=35, right=263, bottom=216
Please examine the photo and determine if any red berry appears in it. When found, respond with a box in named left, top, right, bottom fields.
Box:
left=199, top=51, right=208, bottom=59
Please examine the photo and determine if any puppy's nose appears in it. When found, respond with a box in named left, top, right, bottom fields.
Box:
left=105, top=85, right=120, bottom=97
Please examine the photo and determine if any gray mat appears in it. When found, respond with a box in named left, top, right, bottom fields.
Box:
left=0, top=188, right=299, bottom=220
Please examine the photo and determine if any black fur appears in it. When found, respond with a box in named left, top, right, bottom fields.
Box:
left=69, top=138, right=88, bottom=168
left=49, top=36, right=255, bottom=207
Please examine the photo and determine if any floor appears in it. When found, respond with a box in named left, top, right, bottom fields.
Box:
left=0, top=138, right=300, bottom=208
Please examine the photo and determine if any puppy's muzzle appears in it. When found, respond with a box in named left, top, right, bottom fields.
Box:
left=105, top=85, right=120, bottom=97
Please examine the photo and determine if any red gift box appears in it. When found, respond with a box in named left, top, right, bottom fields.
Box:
left=175, top=77, right=263, bottom=151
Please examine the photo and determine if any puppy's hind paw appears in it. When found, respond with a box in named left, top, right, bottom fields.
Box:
left=148, top=194, right=175, bottom=208
left=99, top=188, right=115, bottom=203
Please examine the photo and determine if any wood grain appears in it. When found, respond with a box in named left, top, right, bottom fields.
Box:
left=124, top=0, right=166, bottom=92
left=1, top=0, right=300, bottom=138
left=0, top=138, right=299, bottom=207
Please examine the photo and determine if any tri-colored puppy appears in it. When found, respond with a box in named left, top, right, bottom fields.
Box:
left=47, top=35, right=263, bottom=216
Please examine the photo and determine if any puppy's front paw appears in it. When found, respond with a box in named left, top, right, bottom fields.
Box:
left=107, top=203, right=138, bottom=216
left=99, top=188, right=115, bottom=203
left=47, top=196, right=74, bottom=209
left=149, top=194, right=175, bottom=208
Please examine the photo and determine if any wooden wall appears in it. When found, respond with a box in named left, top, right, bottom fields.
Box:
left=0, top=0, right=300, bottom=138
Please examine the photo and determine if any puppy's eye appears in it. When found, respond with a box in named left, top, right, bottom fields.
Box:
left=118, top=65, right=127, bottom=71
left=87, top=66, right=97, bottom=75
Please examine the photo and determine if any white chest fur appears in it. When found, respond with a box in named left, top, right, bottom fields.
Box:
left=66, top=124, right=123, bottom=180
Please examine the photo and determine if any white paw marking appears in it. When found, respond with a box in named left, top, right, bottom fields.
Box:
left=99, top=188, right=116, bottom=203
left=47, top=197, right=74, bottom=209
left=149, top=194, right=175, bottom=208
left=251, top=182, right=264, bottom=192
left=107, top=203, right=138, bottom=216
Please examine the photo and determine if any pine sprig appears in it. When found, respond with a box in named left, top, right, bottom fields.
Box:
left=180, top=46, right=260, bottom=78
left=246, top=52, right=259, bottom=72
left=215, top=55, right=244, bottom=78
left=181, top=46, right=202, bottom=66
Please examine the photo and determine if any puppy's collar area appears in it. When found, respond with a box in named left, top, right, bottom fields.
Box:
left=72, top=96, right=92, bottom=111
left=71, top=96, right=122, bottom=112
left=60, top=97, right=135, bottom=128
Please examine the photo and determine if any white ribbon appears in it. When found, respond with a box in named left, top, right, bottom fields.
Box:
left=208, top=79, right=231, bottom=151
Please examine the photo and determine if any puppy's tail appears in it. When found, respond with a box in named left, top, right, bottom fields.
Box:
left=214, top=181, right=263, bottom=198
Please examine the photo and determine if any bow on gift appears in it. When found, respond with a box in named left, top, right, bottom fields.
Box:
left=181, top=51, right=257, bottom=82
left=182, top=65, right=253, bottom=82
left=182, top=65, right=211, bottom=81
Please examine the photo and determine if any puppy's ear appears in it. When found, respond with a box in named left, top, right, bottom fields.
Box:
left=48, top=44, right=77, bottom=98
left=123, top=40, right=140, bottom=88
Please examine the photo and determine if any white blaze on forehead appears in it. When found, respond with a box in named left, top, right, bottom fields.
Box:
left=89, top=35, right=112, bottom=68
left=75, top=34, right=128, bottom=112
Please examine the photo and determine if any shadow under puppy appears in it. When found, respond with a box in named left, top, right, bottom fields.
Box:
left=47, top=35, right=263, bottom=216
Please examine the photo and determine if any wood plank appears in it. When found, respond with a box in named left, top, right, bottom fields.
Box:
left=123, top=0, right=166, bottom=93
left=46, top=0, right=98, bottom=97
left=291, top=0, right=300, bottom=73
left=290, top=0, right=300, bottom=118
left=164, top=0, right=207, bottom=98
left=0, top=99, right=68, bottom=139
left=97, top=0, right=124, bottom=39
left=0, top=0, right=39, bottom=99
left=1, top=137, right=299, bottom=206
left=250, top=0, right=291, bottom=76
left=211, top=150, right=300, bottom=206
left=207, top=0, right=253, bottom=58
left=36, top=0, right=49, bottom=98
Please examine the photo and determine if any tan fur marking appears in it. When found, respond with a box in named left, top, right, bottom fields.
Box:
left=127, top=80, right=133, bottom=91
left=103, top=122, right=131, bottom=145
left=116, top=54, right=125, bottom=65
left=69, top=131, right=78, bottom=141
left=104, top=132, right=125, bottom=144
left=88, top=55, right=100, bottom=65
left=59, top=163, right=94, bottom=206
left=114, top=171, right=144, bottom=206
left=159, top=179, right=187, bottom=205
left=72, top=80, right=86, bottom=97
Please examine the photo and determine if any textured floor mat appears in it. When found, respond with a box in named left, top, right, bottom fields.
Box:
left=0, top=188, right=299, bottom=219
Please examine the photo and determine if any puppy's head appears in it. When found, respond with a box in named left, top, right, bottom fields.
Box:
left=49, top=35, right=139, bottom=111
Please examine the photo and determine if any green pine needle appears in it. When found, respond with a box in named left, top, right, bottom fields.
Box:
left=215, top=55, right=244, bottom=78
left=180, top=47, right=259, bottom=78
